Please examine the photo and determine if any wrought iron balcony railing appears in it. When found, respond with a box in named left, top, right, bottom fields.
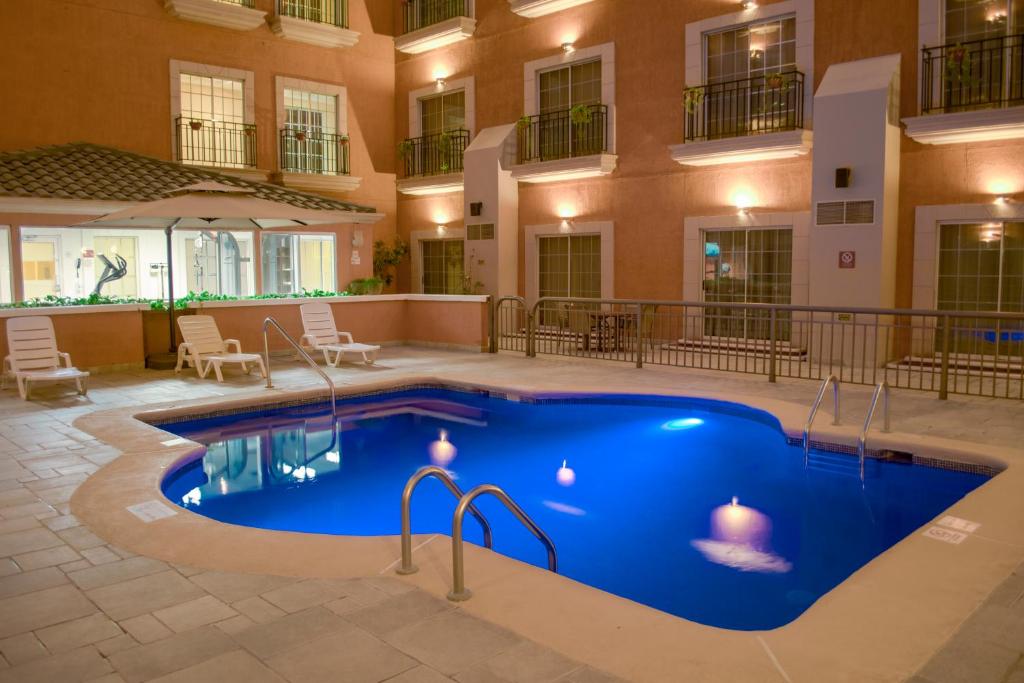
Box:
left=403, top=0, right=470, bottom=33
left=280, top=129, right=350, bottom=175
left=515, top=104, right=608, bottom=164
left=921, top=34, right=1024, bottom=114
left=684, top=71, right=805, bottom=142
left=400, top=129, right=469, bottom=177
left=176, top=117, right=257, bottom=169
left=278, top=0, right=348, bottom=28
left=215, top=0, right=255, bottom=7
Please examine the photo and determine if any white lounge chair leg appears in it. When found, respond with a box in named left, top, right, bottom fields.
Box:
left=76, top=377, right=87, bottom=396
left=363, top=350, right=377, bottom=365
left=211, top=362, right=224, bottom=382
left=17, top=376, right=28, bottom=400
left=240, top=361, right=250, bottom=374
left=174, top=346, right=186, bottom=374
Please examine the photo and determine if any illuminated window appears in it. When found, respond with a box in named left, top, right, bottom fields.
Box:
left=177, top=73, right=253, bottom=168
left=538, top=234, right=601, bottom=300
left=261, top=233, right=336, bottom=295
left=0, top=227, right=11, bottom=304
left=421, top=239, right=464, bottom=294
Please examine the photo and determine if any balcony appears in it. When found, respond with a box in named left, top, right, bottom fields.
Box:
left=397, top=130, right=470, bottom=196
left=669, top=71, right=812, bottom=167
left=279, top=128, right=360, bottom=192
left=904, top=34, right=1024, bottom=145
left=163, top=0, right=267, bottom=31
left=510, top=104, right=617, bottom=183
left=508, top=0, right=594, bottom=17
left=175, top=117, right=265, bottom=181
left=394, top=0, right=475, bottom=55
left=270, top=0, right=360, bottom=48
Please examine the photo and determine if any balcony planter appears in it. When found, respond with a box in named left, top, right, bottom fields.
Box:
left=189, top=120, right=203, bottom=131
left=684, top=87, right=704, bottom=114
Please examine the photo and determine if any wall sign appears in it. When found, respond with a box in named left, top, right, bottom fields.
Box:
left=838, top=250, right=856, bottom=269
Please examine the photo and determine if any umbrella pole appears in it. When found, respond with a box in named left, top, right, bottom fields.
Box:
left=165, top=220, right=180, bottom=353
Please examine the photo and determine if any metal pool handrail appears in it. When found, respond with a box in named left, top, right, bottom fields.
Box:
left=803, top=374, right=840, bottom=465
left=397, top=466, right=492, bottom=576
left=858, top=381, right=891, bottom=481
left=448, top=484, right=556, bottom=602
left=262, top=317, right=336, bottom=417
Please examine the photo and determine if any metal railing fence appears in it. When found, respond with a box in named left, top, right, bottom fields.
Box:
left=492, top=296, right=1024, bottom=400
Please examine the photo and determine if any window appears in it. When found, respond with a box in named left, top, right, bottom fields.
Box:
left=539, top=61, right=601, bottom=113
left=421, top=239, right=464, bottom=294
left=420, top=91, right=466, bottom=135
left=177, top=73, right=254, bottom=168
left=705, top=17, right=797, bottom=84
left=279, top=0, right=347, bottom=27
left=18, top=227, right=255, bottom=302
left=0, top=227, right=11, bottom=304
left=282, top=89, right=346, bottom=175
left=702, top=228, right=792, bottom=340
left=526, top=60, right=605, bottom=161
left=261, top=233, right=336, bottom=295
left=538, top=234, right=601, bottom=299
left=944, top=0, right=1023, bottom=43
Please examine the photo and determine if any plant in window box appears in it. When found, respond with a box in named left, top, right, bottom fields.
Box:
left=570, top=104, right=594, bottom=153
left=945, top=43, right=976, bottom=85
left=437, top=131, right=453, bottom=172
left=294, top=130, right=307, bottom=142
left=189, top=120, right=203, bottom=131
left=397, top=139, right=414, bottom=159
left=683, top=87, right=705, bottom=114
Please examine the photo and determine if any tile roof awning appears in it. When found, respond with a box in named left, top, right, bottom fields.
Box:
left=0, top=142, right=379, bottom=218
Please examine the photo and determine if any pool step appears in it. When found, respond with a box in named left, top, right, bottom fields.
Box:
left=805, top=451, right=880, bottom=479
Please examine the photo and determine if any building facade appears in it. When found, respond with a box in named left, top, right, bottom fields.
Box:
left=1, top=0, right=1023, bottom=329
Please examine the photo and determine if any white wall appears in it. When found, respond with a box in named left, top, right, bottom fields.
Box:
left=0, top=227, right=11, bottom=303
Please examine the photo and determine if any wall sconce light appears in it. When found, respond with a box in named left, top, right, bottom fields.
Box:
left=741, top=0, right=758, bottom=9
left=436, top=224, right=448, bottom=235
left=351, top=230, right=364, bottom=248
left=733, top=192, right=755, bottom=216
left=995, top=194, right=1012, bottom=205
left=562, top=42, right=576, bottom=55
left=559, top=219, right=574, bottom=233
left=435, top=78, right=446, bottom=90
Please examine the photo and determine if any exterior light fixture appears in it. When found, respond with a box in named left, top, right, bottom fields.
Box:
left=435, top=77, right=446, bottom=90
left=995, top=195, right=1012, bottom=204
left=741, top=1, right=758, bottom=9
left=436, top=224, right=447, bottom=235
left=562, top=42, right=576, bottom=55
left=559, top=219, right=574, bottom=233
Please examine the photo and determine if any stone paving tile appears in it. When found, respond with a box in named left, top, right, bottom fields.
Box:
left=231, top=595, right=287, bottom=624
left=12, top=543, right=81, bottom=570
left=42, top=514, right=80, bottom=531
left=0, top=526, right=64, bottom=557
left=188, top=570, right=296, bottom=604
left=118, top=614, right=173, bottom=645
left=56, top=525, right=107, bottom=550
left=86, top=570, right=206, bottom=620
left=95, top=634, right=139, bottom=658
left=258, top=577, right=350, bottom=613
left=60, top=559, right=93, bottom=573
left=67, top=555, right=169, bottom=591
left=35, top=613, right=123, bottom=653
left=152, top=595, right=239, bottom=633
left=213, top=614, right=255, bottom=636
left=453, top=641, right=581, bottom=683
left=0, top=584, right=96, bottom=639
left=387, top=665, right=459, bottom=683
left=0, top=559, right=17, bottom=578
left=81, top=545, right=122, bottom=565
left=231, top=606, right=351, bottom=659
left=107, top=626, right=237, bottom=683
left=344, top=590, right=454, bottom=637
left=0, top=632, right=48, bottom=665
left=264, top=626, right=418, bottom=683
left=0, top=645, right=112, bottom=683
left=149, top=649, right=286, bottom=683
left=385, top=610, right=523, bottom=676
left=559, top=667, right=631, bottom=683
left=917, top=633, right=1020, bottom=683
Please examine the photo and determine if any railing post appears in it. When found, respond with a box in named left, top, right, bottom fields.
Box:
left=526, top=309, right=536, bottom=358
left=488, top=296, right=497, bottom=354
left=939, top=313, right=952, bottom=400
left=768, top=307, right=778, bottom=383
left=635, top=304, right=643, bottom=369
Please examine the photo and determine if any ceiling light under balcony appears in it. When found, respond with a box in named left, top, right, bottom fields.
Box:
left=562, top=42, right=576, bottom=55
left=437, top=224, right=448, bottom=235
left=741, top=1, right=758, bottom=10
left=435, top=78, right=447, bottom=90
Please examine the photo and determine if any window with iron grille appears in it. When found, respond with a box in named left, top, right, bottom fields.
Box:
left=282, top=89, right=344, bottom=175
left=702, top=228, right=793, bottom=341
left=421, top=239, right=464, bottom=294
left=420, top=90, right=466, bottom=135
left=178, top=73, right=251, bottom=168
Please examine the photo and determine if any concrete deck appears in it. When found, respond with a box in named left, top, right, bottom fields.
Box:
left=0, top=347, right=1021, bottom=682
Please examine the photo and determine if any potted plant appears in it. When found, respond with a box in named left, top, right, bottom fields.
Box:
left=570, top=104, right=593, bottom=152
left=189, top=120, right=203, bottom=131
left=516, top=115, right=532, bottom=131
left=684, top=86, right=705, bottom=114
left=397, top=139, right=414, bottom=159
left=437, top=130, right=452, bottom=172
left=294, top=130, right=306, bottom=142
left=373, top=236, right=409, bottom=288
left=765, top=72, right=791, bottom=90
left=945, top=43, right=974, bottom=84
left=363, top=277, right=384, bottom=295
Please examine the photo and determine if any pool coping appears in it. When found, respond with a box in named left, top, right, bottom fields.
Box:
left=69, top=373, right=1024, bottom=683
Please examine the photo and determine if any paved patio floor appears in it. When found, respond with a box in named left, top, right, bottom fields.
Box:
left=0, top=347, right=1020, bottom=682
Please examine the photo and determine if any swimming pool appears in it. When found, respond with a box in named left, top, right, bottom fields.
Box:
left=160, top=386, right=990, bottom=630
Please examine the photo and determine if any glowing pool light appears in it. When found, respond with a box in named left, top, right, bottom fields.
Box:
left=182, top=487, right=202, bottom=506
left=662, top=417, right=704, bottom=431
left=556, top=459, right=576, bottom=487
left=691, top=496, right=792, bottom=574
left=325, top=451, right=341, bottom=464
left=292, top=466, right=316, bottom=481
left=428, top=429, right=458, bottom=466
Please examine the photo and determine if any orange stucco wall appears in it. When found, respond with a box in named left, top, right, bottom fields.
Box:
left=393, top=0, right=1024, bottom=308
left=0, top=309, right=146, bottom=370
left=0, top=0, right=398, bottom=292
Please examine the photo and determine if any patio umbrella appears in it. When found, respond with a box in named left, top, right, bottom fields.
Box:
left=78, top=181, right=361, bottom=355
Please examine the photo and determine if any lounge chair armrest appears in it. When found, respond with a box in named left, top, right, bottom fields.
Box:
left=299, top=333, right=317, bottom=349
left=58, top=352, right=74, bottom=368
left=337, top=331, right=354, bottom=344
left=223, top=339, right=243, bottom=354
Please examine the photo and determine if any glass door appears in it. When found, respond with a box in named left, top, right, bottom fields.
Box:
left=421, top=238, right=464, bottom=294
left=21, top=236, right=61, bottom=300
left=92, top=235, right=138, bottom=298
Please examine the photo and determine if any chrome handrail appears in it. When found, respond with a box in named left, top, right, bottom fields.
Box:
left=803, top=375, right=840, bottom=465
left=448, top=483, right=556, bottom=602
left=263, top=317, right=336, bottom=416
left=397, top=466, right=492, bottom=575
left=858, top=381, right=891, bottom=481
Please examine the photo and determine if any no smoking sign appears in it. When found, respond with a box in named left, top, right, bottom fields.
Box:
left=839, top=250, right=856, bottom=269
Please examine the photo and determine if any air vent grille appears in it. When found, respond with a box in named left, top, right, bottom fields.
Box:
left=816, top=200, right=876, bottom=225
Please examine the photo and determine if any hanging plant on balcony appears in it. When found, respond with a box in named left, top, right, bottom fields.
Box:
left=397, top=139, right=414, bottom=159
left=516, top=115, right=532, bottom=131
left=683, top=87, right=705, bottom=114
left=339, top=135, right=350, bottom=145
left=765, top=72, right=793, bottom=90
left=437, top=131, right=453, bottom=172
left=189, top=120, right=203, bottom=131
left=294, top=130, right=307, bottom=142
left=944, top=43, right=975, bottom=85
left=570, top=104, right=593, bottom=152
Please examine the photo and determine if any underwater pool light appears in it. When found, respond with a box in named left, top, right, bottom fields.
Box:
left=662, top=417, right=704, bottom=431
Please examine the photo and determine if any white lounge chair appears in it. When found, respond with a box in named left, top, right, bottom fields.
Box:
left=174, top=315, right=266, bottom=382
left=2, top=316, right=89, bottom=400
left=299, top=303, right=380, bottom=366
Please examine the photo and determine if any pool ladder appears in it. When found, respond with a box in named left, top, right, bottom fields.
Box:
left=857, top=381, right=891, bottom=481
left=803, top=375, right=841, bottom=466
left=398, top=466, right=557, bottom=602
left=262, top=317, right=336, bottom=417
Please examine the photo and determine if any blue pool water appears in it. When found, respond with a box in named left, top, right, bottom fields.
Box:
left=160, top=388, right=990, bottom=630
